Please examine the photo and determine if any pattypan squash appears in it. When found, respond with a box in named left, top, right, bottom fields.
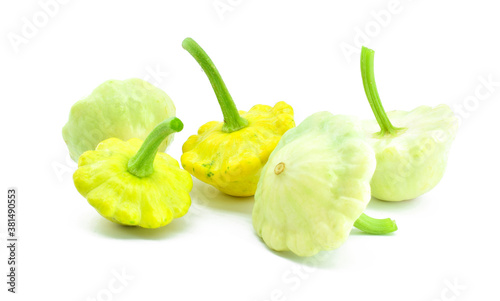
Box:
left=73, top=117, right=192, bottom=229
left=253, top=112, right=397, bottom=257
left=360, top=46, right=458, bottom=201
left=63, top=78, right=176, bottom=162
left=180, top=38, right=295, bottom=197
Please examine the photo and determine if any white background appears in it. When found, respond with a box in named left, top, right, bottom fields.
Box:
left=1, top=0, right=499, bottom=300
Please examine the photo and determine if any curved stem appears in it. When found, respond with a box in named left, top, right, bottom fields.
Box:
left=360, top=46, right=403, bottom=136
left=182, top=37, right=248, bottom=133
left=354, top=213, right=398, bottom=235
left=127, top=117, right=183, bottom=178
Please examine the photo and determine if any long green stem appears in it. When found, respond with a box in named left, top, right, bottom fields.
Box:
left=182, top=37, right=248, bottom=133
left=354, top=213, right=398, bottom=235
left=127, top=117, right=183, bottom=178
left=360, top=46, right=403, bottom=136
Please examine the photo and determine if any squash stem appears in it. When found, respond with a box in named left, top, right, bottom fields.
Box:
left=127, top=117, right=183, bottom=178
left=354, top=213, right=398, bottom=235
left=182, top=37, right=248, bottom=133
left=360, top=46, right=403, bottom=136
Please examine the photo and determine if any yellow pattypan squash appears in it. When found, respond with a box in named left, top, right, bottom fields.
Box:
left=180, top=38, right=294, bottom=197
left=73, top=117, right=192, bottom=228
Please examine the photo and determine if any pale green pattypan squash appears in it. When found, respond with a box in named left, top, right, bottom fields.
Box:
left=63, top=78, right=176, bottom=162
left=253, top=112, right=397, bottom=257
left=360, top=47, right=458, bottom=201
